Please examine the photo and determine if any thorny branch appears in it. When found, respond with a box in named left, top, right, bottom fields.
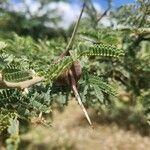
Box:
left=52, top=3, right=93, bottom=127
left=0, top=4, right=85, bottom=90
left=0, top=3, right=92, bottom=127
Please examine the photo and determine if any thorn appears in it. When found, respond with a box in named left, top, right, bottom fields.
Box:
left=72, top=84, right=93, bottom=127
left=38, top=112, right=43, bottom=118
left=68, top=68, right=93, bottom=128
left=22, top=88, right=29, bottom=95
left=68, top=69, right=93, bottom=127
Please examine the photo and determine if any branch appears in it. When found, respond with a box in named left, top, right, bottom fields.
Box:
left=23, top=0, right=33, bottom=18
left=52, top=3, right=85, bottom=64
left=66, top=3, right=85, bottom=51
left=96, top=0, right=112, bottom=23
left=0, top=3, right=86, bottom=90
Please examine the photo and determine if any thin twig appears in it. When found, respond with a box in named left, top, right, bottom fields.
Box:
left=66, top=3, right=86, bottom=51
left=52, top=3, right=85, bottom=64
left=96, top=0, right=112, bottom=23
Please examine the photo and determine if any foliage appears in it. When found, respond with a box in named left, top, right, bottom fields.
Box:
left=0, top=0, right=68, bottom=39
left=6, top=118, right=20, bottom=150
left=110, top=0, right=150, bottom=121
left=0, top=0, right=150, bottom=149
left=0, top=22, right=123, bottom=149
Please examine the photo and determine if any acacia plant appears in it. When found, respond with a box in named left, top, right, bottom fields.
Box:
left=0, top=2, right=124, bottom=149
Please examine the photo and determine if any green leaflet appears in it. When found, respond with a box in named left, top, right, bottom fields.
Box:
left=2, top=64, right=24, bottom=73
left=0, top=41, right=7, bottom=50
left=78, top=43, right=124, bottom=58
left=88, top=75, right=117, bottom=97
left=81, top=84, right=89, bottom=103
left=0, top=89, right=23, bottom=110
left=6, top=118, right=20, bottom=150
left=2, top=64, right=32, bottom=82
left=79, top=29, right=99, bottom=41
left=0, top=53, right=14, bottom=70
left=46, top=56, right=74, bottom=80
left=3, top=70, right=32, bottom=82
left=79, top=73, right=117, bottom=105
left=93, top=85, right=104, bottom=103
left=0, top=110, right=17, bottom=133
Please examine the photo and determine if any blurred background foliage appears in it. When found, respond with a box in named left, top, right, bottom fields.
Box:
left=0, top=0, right=69, bottom=39
left=0, top=0, right=150, bottom=149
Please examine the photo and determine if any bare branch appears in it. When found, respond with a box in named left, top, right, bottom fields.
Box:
left=66, top=3, right=85, bottom=51
left=52, top=3, right=85, bottom=64
left=96, top=0, right=112, bottom=23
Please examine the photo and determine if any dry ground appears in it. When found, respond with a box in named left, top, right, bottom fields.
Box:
left=21, top=100, right=150, bottom=150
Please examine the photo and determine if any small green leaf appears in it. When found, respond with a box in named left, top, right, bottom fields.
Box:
left=93, top=85, right=104, bottom=103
